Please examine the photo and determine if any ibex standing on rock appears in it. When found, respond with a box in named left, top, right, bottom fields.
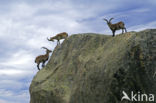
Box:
left=47, top=32, right=68, bottom=45
left=103, top=18, right=127, bottom=37
left=35, top=47, right=52, bottom=70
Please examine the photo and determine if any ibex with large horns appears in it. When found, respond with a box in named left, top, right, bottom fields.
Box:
left=35, top=47, right=52, bottom=70
left=103, top=18, right=127, bottom=37
left=47, top=32, right=68, bottom=45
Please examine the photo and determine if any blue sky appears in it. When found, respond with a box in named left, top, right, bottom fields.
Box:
left=0, top=0, right=156, bottom=103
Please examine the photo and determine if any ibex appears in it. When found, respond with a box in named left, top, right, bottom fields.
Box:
left=35, top=47, right=52, bottom=70
left=47, top=32, right=68, bottom=45
left=103, top=18, right=127, bottom=37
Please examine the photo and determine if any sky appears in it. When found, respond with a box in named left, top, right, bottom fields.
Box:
left=0, top=0, right=156, bottom=103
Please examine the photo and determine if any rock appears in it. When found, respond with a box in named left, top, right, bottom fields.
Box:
left=29, top=29, right=156, bottom=103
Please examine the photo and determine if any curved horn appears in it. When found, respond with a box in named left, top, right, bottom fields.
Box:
left=42, top=47, right=52, bottom=52
left=109, top=18, right=114, bottom=22
left=103, top=18, right=109, bottom=23
left=41, top=47, right=48, bottom=50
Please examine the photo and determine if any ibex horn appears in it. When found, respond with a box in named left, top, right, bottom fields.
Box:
left=109, top=18, right=114, bottom=22
left=103, top=18, right=109, bottom=23
left=41, top=47, right=48, bottom=50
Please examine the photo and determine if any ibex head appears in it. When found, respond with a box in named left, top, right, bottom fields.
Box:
left=41, top=47, right=52, bottom=53
left=47, top=37, right=54, bottom=42
left=103, top=18, right=114, bottom=24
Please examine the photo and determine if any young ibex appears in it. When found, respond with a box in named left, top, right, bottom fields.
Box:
left=35, top=47, right=52, bottom=70
left=47, top=32, right=68, bottom=45
left=103, top=18, right=127, bottom=37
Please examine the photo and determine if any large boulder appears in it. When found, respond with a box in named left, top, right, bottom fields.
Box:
left=30, top=29, right=156, bottom=103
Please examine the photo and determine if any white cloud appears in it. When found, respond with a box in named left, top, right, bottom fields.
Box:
left=0, top=69, right=24, bottom=76
left=0, top=80, right=23, bottom=90
left=0, top=99, right=11, bottom=103
left=0, top=89, right=29, bottom=103
left=129, top=21, right=156, bottom=31
left=131, top=8, right=150, bottom=13
left=0, top=50, right=34, bottom=69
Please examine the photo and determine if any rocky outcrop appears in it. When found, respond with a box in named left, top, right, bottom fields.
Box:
left=29, top=29, right=156, bottom=103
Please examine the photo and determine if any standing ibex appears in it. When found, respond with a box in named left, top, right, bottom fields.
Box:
left=35, top=47, right=52, bottom=70
left=47, top=32, right=68, bottom=45
left=103, top=18, right=127, bottom=37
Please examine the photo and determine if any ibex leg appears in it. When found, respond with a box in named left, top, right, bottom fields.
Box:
left=122, top=29, right=124, bottom=34
left=42, top=61, right=45, bottom=67
left=112, top=31, right=115, bottom=37
left=37, top=63, right=40, bottom=70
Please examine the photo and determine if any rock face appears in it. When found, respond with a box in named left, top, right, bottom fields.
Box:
left=29, top=29, right=156, bottom=103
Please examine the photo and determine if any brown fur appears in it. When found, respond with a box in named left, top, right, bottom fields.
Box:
left=47, top=32, right=68, bottom=45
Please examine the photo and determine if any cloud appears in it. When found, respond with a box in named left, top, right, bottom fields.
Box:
left=0, top=50, right=34, bottom=69
left=0, top=80, right=23, bottom=90
left=129, top=21, right=156, bottom=31
left=0, top=89, right=29, bottom=103
left=0, top=99, right=10, bottom=103
left=0, top=69, right=24, bottom=76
